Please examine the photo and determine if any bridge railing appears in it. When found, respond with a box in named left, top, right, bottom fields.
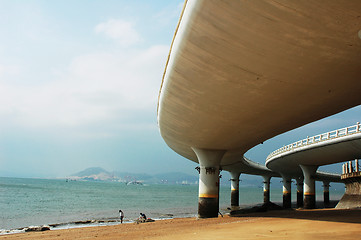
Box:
left=266, top=122, right=361, bottom=161
left=342, top=159, right=361, bottom=179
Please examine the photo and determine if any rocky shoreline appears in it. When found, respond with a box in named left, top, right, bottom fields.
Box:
left=0, top=218, right=122, bottom=235
left=1, top=216, right=164, bottom=235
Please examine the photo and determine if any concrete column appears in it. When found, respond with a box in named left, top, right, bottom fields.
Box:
left=192, top=148, right=226, bottom=218
left=282, top=176, right=292, bottom=209
left=262, top=176, right=271, bottom=204
left=356, top=159, right=359, bottom=172
left=349, top=161, right=353, bottom=173
left=296, top=177, right=304, bottom=208
left=345, top=163, right=349, bottom=174
left=300, top=165, right=318, bottom=209
left=230, top=171, right=241, bottom=209
left=323, top=181, right=330, bottom=207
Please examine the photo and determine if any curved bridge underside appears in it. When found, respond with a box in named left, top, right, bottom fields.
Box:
left=266, top=132, right=361, bottom=182
left=158, top=0, right=361, bottom=179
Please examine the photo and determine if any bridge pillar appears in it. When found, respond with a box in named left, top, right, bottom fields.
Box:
left=300, top=165, right=318, bottom=209
left=282, top=176, right=292, bottom=208
left=323, top=181, right=330, bottom=207
left=230, top=171, right=241, bottom=209
left=296, top=177, right=304, bottom=208
left=192, top=148, right=225, bottom=218
left=263, top=176, right=271, bottom=204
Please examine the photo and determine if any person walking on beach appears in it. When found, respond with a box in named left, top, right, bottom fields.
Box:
left=119, top=210, right=124, bottom=223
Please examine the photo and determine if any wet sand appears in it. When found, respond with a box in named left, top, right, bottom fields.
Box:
left=1, top=209, right=360, bottom=240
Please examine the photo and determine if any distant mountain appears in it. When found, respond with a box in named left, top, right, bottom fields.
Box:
left=73, top=167, right=110, bottom=177
left=70, top=167, right=114, bottom=181
left=69, top=167, right=199, bottom=184
left=69, top=167, right=272, bottom=187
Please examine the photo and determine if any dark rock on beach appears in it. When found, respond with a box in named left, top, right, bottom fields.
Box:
left=74, top=220, right=93, bottom=225
left=135, top=218, right=155, bottom=224
left=24, top=225, right=50, bottom=232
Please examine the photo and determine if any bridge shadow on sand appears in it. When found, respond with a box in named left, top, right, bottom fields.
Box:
left=230, top=201, right=361, bottom=224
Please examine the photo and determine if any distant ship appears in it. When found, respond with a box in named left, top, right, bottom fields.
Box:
left=181, top=181, right=190, bottom=185
left=126, top=180, right=143, bottom=185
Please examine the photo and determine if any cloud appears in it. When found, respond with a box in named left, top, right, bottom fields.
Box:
left=0, top=15, right=171, bottom=139
left=0, top=44, right=169, bottom=131
left=0, top=63, right=20, bottom=78
left=95, top=19, right=142, bottom=46
left=66, top=44, right=168, bottom=109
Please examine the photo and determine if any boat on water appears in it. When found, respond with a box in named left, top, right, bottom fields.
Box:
left=125, top=181, right=143, bottom=186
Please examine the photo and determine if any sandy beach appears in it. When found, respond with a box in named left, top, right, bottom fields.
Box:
left=1, top=208, right=360, bottom=240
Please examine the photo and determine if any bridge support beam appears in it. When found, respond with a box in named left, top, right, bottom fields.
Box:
left=282, top=176, right=292, bottom=208
left=230, top=171, right=241, bottom=209
left=192, top=148, right=225, bottom=218
left=323, top=181, right=330, bottom=207
left=300, top=165, right=318, bottom=209
left=296, top=177, right=304, bottom=208
left=263, top=176, right=271, bottom=204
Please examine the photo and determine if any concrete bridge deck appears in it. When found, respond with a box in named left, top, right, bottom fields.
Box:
left=266, top=123, right=361, bottom=181
left=157, top=0, right=361, bottom=217
left=265, top=123, right=361, bottom=208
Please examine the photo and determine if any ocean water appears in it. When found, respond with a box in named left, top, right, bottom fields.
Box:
left=0, top=177, right=344, bottom=232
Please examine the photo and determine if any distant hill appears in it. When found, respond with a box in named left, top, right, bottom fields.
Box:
left=70, top=167, right=114, bottom=181
left=69, top=167, right=199, bottom=184
left=69, top=167, right=273, bottom=187
left=73, top=167, right=110, bottom=177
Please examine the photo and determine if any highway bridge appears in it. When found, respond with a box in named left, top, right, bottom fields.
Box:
left=157, top=0, right=361, bottom=217
left=266, top=123, right=361, bottom=208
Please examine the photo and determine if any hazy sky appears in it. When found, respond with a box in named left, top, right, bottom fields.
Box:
left=0, top=0, right=360, bottom=178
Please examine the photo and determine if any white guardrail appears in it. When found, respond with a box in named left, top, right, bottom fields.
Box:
left=266, top=122, right=361, bottom=161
